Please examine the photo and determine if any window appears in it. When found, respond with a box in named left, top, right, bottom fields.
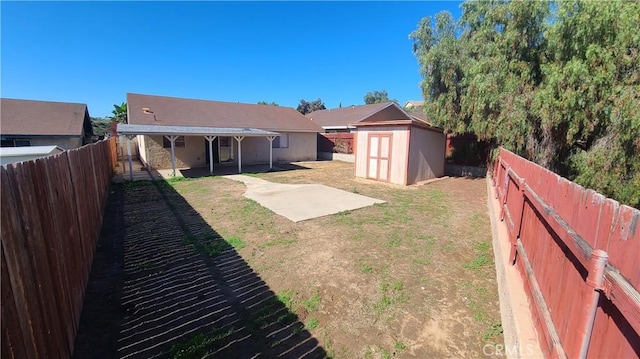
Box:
left=0, top=138, right=31, bottom=147
left=163, top=136, right=185, bottom=148
left=272, top=133, right=289, bottom=148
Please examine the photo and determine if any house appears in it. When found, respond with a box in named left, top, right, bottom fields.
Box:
left=403, top=100, right=424, bottom=109
left=352, top=103, right=445, bottom=185
left=0, top=98, right=93, bottom=149
left=0, top=145, right=64, bottom=166
left=118, top=93, right=323, bottom=175
left=306, top=102, right=398, bottom=133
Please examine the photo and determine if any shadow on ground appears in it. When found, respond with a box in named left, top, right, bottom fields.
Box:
left=73, top=179, right=326, bottom=358
left=178, top=163, right=312, bottom=179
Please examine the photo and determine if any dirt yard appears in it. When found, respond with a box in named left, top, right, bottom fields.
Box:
left=74, top=161, right=502, bottom=358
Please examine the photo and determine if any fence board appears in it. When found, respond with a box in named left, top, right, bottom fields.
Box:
left=494, top=147, right=640, bottom=359
left=1, top=246, right=27, bottom=359
left=1, top=167, right=46, bottom=357
left=1, top=139, right=117, bottom=358
left=25, top=160, right=70, bottom=357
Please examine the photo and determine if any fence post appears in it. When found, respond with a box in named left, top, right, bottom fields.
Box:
left=577, top=249, right=608, bottom=358
left=510, top=178, right=526, bottom=265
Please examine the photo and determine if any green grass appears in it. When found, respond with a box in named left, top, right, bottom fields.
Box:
left=482, top=321, right=504, bottom=341
left=306, top=317, right=319, bottom=330
left=374, top=281, right=407, bottom=317
left=133, top=260, right=151, bottom=270
left=464, top=240, right=491, bottom=271
left=226, top=236, right=246, bottom=250
left=394, top=341, right=406, bottom=350
left=302, top=292, right=321, bottom=313
left=358, top=261, right=373, bottom=273
left=263, top=238, right=297, bottom=247
left=277, top=290, right=295, bottom=309
left=183, top=233, right=230, bottom=257
left=169, top=327, right=234, bottom=359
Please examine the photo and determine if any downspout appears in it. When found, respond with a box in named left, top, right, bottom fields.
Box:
left=578, top=249, right=608, bottom=359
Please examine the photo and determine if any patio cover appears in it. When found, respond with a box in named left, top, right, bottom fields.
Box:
left=117, top=124, right=280, bottom=179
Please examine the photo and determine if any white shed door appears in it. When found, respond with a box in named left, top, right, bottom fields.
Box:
left=367, top=133, right=392, bottom=182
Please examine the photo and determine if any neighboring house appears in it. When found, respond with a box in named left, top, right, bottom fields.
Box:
left=0, top=98, right=93, bottom=149
left=0, top=145, right=64, bottom=166
left=306, top=102, right=398, bottom=133
left=352, top=103, right=445, bottom=186
left=403, top=100, right=424, bottom=110
left=120, top=93, right=322, bottom=173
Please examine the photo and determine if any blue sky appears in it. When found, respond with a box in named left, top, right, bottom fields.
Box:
left=1, top=1, right=462, bottom=118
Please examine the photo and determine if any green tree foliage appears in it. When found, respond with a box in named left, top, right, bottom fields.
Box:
left=110, top=102, right=128, bottom=124
left=257, top=101, right=279, bottom=106
left=410, top=0, right=640, bottom=207
left=296, top=98, right=326, bottom=115
left=364, top=90, right=398, bottom=104
left=90, top=117, right=113, bottom=138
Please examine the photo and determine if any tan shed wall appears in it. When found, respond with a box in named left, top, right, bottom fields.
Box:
left=407, top=127, right=446, bottom=184
left=354, top=126, right=410, bottom=186
left=141, top=132, right=317, bottom=169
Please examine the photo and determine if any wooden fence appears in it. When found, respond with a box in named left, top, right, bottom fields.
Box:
left=318, top=133, right=354, bottom=154
left=493, top=147, right=639, bottom=358
left=1, top=138, right=117, bottom=358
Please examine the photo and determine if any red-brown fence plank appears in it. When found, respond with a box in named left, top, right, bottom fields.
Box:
left=606, top=206, right=640, bottom=287
left=1, top=138, right=116, bottom=358
left=33, top=157, right=77, bottom=353
left=1, top=246, right=28, bottom=359
left=496, top=147, right=639, bottom=359
left=1, top=167, right=47, bottom=358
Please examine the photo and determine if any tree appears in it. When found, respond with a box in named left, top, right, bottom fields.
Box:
left=296, top=98, right=326, bottom=115
left=257, top=101, right=279, bottom=106
left=110, top=102, right=128, bottom=124
left=364, top=90, right=397, bottom=104
left=90, top=117, right=112, bottom=138
left=410, top=0, right=640, bottom=207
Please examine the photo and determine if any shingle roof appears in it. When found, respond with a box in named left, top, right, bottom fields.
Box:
left=127, top=93, right=322, bottom=133
left=305, top=102, right=395, bottom=127
left=406, top=110, right=434, bottom=126
left=1, top=98, right=88, bottom=136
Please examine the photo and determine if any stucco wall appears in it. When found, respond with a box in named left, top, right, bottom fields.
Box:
left=142, top=132, right=317, bottom=169
left=407, top=127, right=446, bottom=184
left=137, top=135, right=148, bottom=165
left=354, top=126, right=410, bottom=185
left=143, top=135, right=207, bottom=169
left=29, top=137, right=82, bottom=150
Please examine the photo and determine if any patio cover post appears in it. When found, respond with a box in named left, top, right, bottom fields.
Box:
left=266, top=136, right=277, bottom=169
left=164, top=135, right=179, bottom=177
left=126, top=135, right=136, bottom=181
left=204, top=135, right=217, bottom=174
left=233, top=136, right=245, bottom=173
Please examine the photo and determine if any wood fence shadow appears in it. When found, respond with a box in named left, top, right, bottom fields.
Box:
left=73, top=180, right=326, bottom=358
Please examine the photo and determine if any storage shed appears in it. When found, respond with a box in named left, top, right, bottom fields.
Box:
left=353, top=114, right=445, bottom=186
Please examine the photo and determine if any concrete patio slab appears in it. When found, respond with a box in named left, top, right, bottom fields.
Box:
left=224, top=175, right=385, bottom=222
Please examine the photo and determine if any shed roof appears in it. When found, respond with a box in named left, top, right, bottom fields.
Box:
left=306, top=102, right=396, bottom=127
left=117, top=124, right=279, bottom=137
left=0, top=98, right=88, bottom=136
left=127, top=93, right=322, bottom=133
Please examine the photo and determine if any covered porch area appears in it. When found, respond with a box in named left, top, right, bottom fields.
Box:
left=117, top=124, right=280, bottom=181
